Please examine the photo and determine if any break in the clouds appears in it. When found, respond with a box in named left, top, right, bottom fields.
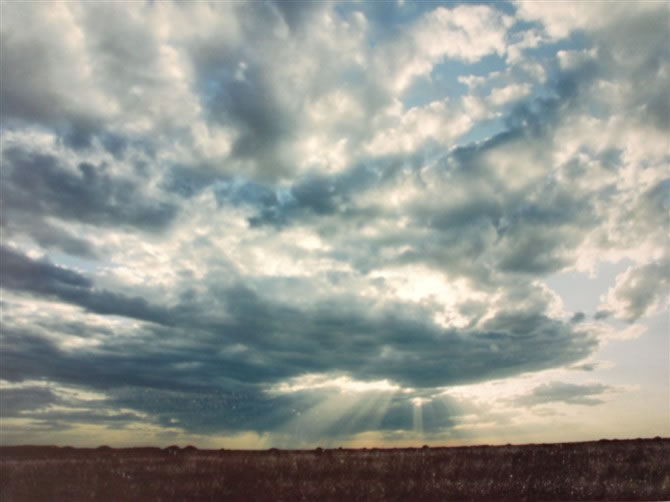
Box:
left=1, top=1, right=668, bottom=448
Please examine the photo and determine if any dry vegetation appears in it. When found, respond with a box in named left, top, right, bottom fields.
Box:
left=1, top=438, right=668, bottom=501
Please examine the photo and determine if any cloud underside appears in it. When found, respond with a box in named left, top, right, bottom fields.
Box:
left=512, top=381, right=613, bottom=407
left=1, top=245, right=596, bottom=435
left=0, top=0, right=667, bottom=441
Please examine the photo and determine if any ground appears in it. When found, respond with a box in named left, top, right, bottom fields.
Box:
left=1, top=438, right=668, bottom=501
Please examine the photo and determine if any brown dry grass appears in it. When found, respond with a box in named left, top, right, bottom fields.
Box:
left=1, top=438, right=668, bottom=501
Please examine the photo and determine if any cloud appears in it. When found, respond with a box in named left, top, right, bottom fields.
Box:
left=0, top=3, right=105, bottom=145
left=600, top=259, right=670, bottom=322
left=570, top=312, right=586, bottom=324
left=378, top=5, right=511, bottom=92
left=200, top=60, right=295, bottom=176
left=0, top=382, right=150, bottom=432
left=514, top=1, right=663, bottom=40
left=0, top=386, right=62, bottom=416
left=487, top=83, right=531, bottom=107
left=0, top=0, right=666, bottom=445
left=0, top=242, right=598, bottom=438
left=0, top=146, right=177, bottom=259
left=0, top=246, right=171, bottom=325
left=513, top=381, right=614, bottom=407
left=0, top=249, right=597, bottom=392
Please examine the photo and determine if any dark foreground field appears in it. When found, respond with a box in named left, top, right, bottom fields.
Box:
left=1, top=438, right=668, bottom=501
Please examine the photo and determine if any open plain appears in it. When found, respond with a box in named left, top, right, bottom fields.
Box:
left=1, top=438, right=668, bottom=501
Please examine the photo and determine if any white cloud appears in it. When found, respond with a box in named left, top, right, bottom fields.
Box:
left=557, top=48, right=599, bottom=71
left=506, top=27, right=546, bottom=63
left=366, top=98, right=473, bottom=155
left=599, top=260, right=670, bottom=322
left=487, top=82, right=532, bottom=106
left=269, top=374, right=403, bottom=395
left=515, top=1, right=662, bottom=40
left=377, top=5, right=511, bottom=92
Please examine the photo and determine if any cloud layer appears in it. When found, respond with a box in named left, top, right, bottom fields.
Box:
left=1, top=0, right=667, bottom=446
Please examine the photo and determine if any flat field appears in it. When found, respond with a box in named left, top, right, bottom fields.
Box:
left=1, top=438, right=668, bottom=501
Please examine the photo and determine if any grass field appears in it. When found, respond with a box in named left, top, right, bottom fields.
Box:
left=1, top=438, right=668, bottom=501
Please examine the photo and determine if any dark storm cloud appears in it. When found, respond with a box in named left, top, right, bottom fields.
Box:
left=513, top=381, right=613, bottom=407
left=114, top=386, right=304, bottom=435
left=0, top=324, right=232, bottom=395
left=190, top=285, right=598, bottom=390
left=2, top=217, right=100, bottom=259
left=0, top=385, right=142, bottom=428
left=1, top=246, right=597, bottom=437
left=0, top=380, right=460, bottom=439
left=0, top=330, right=471, bottom=437
left=0, top=247, right=170, bottom=325
left=0, top=147, right=177, bottom=254
left=0, top=325, right=311, bottom=435
left=0, top=246, right=93, bottom=292
left=0, top=387, right=61, bottom=416
left=1, top=250, right=597, bottom=392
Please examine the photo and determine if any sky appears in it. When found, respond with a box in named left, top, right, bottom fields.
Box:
left=0, top=0, right=668, bottom=449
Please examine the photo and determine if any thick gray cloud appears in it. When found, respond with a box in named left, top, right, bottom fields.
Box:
left=0, top=246, right=173, bottom=325
left=0, top=242, right=598, bottom=436
left=0, top=248, right=597, bottom=392
left=0, top=386, right=61, bottom=416
left=0, top=385, right=149, bottom=435
left=1, top=148, right=177, bottom=231
left=1, top=246, right=92, bottom=291
left=0, top=147, right=177, bottom=258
